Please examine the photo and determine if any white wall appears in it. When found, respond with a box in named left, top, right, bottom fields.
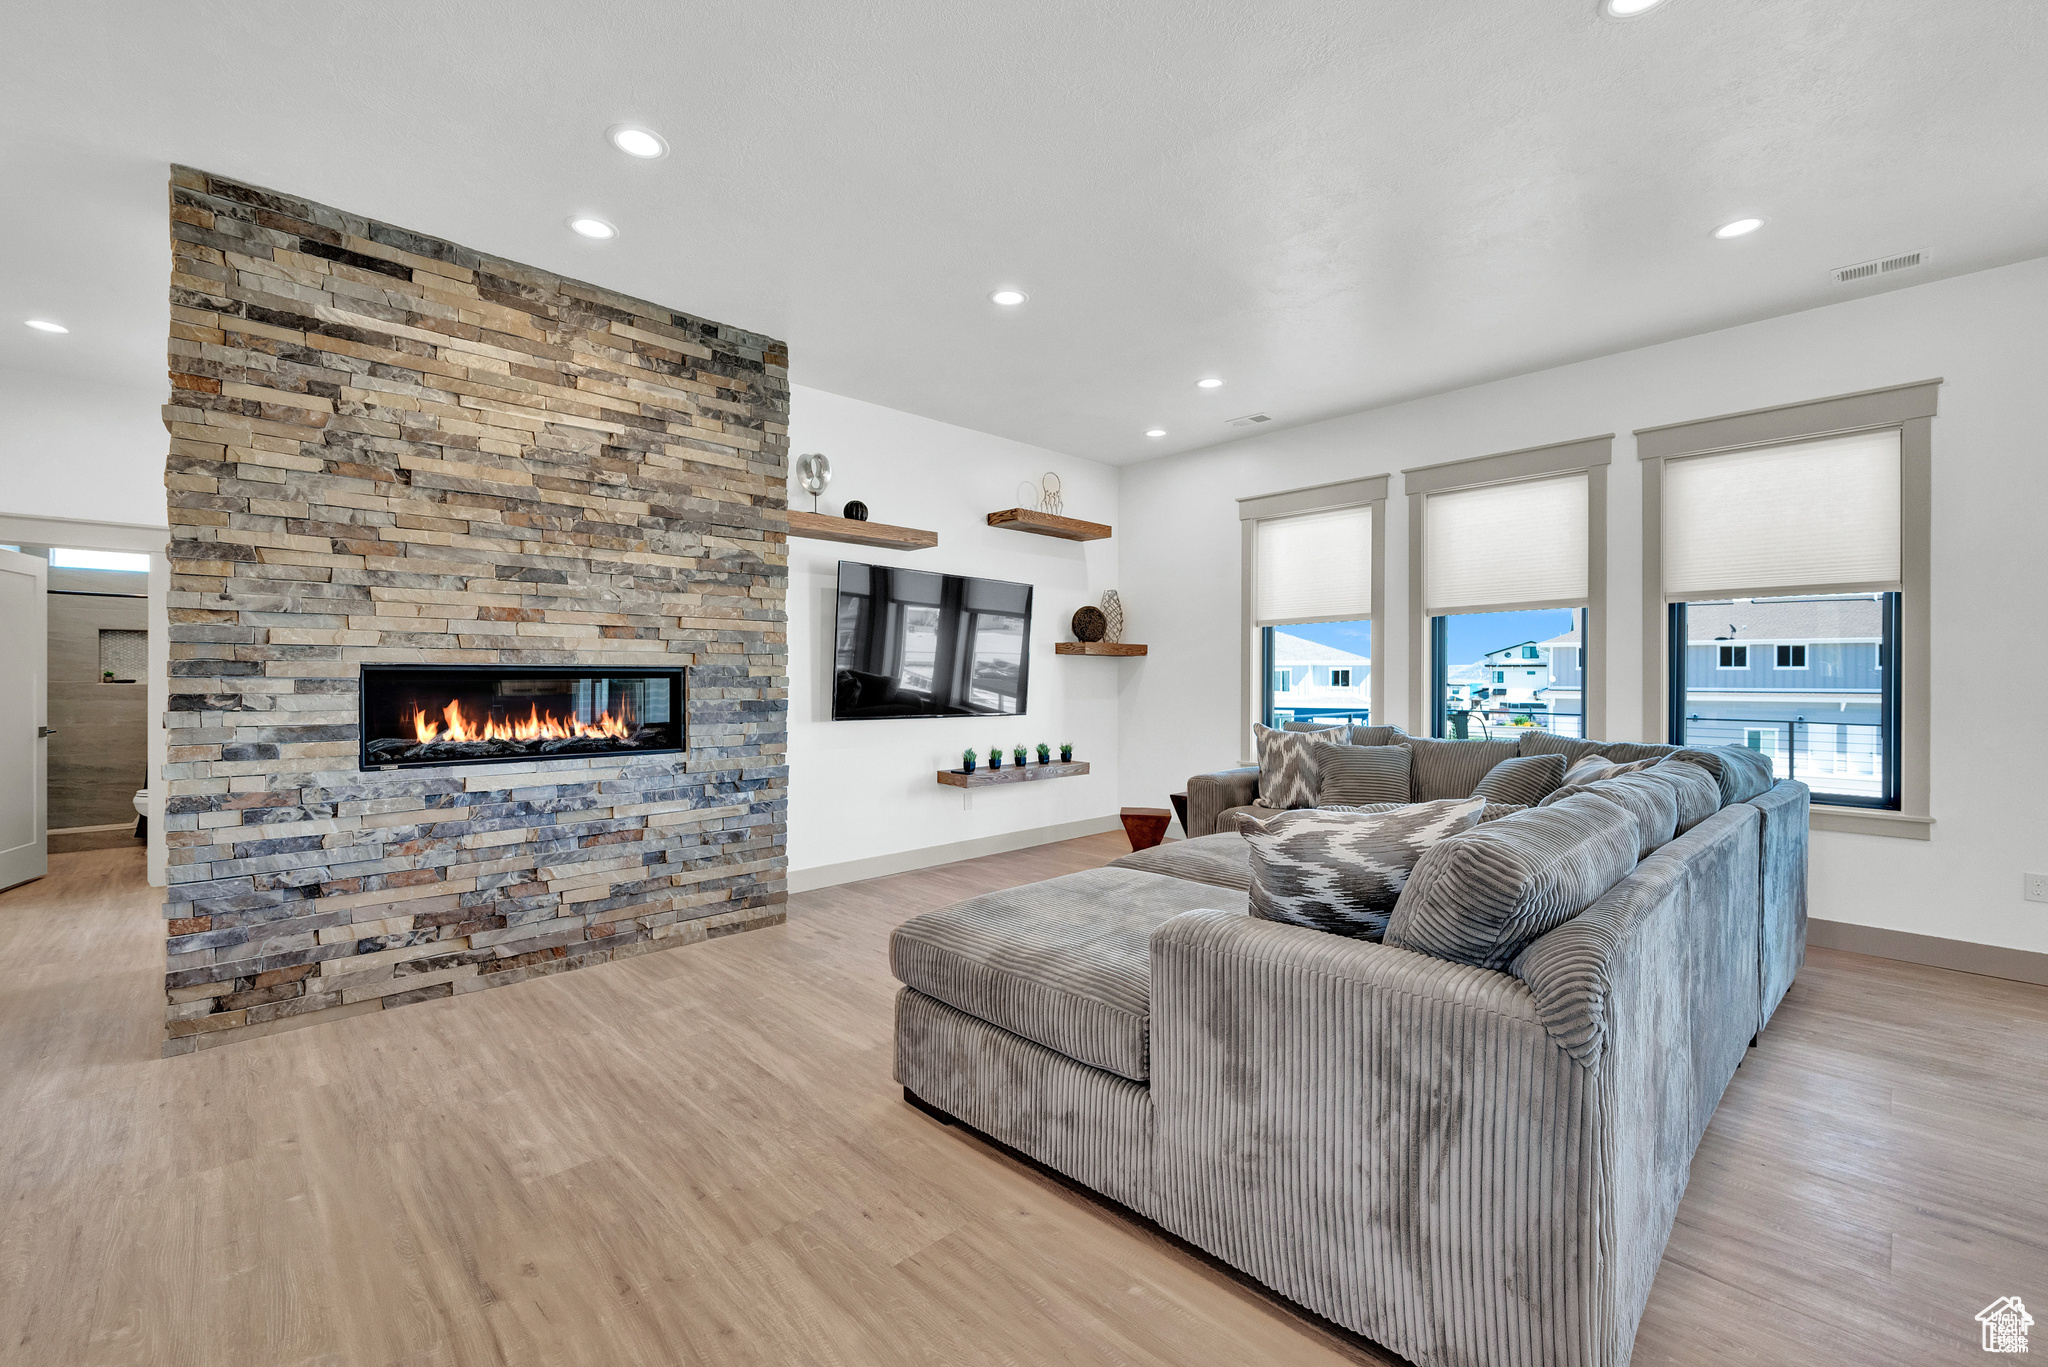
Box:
left=1118, top=256, right=2048, bottom=956
left=785, top=384, right=1123, bottom=888
left=0, top=368, right=167, bottom=527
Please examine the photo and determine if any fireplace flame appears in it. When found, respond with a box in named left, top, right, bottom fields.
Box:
left=407, top=698, right=633, bottom=745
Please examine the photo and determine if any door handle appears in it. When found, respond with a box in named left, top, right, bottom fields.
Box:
left=37, top=727, right=55, bottom=738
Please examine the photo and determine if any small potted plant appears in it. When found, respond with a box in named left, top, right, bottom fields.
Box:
left=960, top=747, right=977, bottom=774
left=988, top=746, right=1003, bottom=771
left=1012, top=745, right=1028, bottom=768
left=102, top=670, right=115, bottom=683
left=1059, top=743, right=1073, bottom=762
left=1036, top=742, right=1051, bottom=765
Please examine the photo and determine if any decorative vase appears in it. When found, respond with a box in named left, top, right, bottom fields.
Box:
left=962, top=758, right=975, bottom=774
left=990, top=753, right=1001, bottom=770
left=1100, top=590, right=1124, bottom=644
left=1071, top=606, right=1107, bottom=642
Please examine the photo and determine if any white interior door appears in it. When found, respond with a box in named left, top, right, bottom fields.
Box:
left=0, top=548, right=48, bottom=892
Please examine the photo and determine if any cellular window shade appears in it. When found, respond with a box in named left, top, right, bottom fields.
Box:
left=1663, top=429, right=1900, bottom=599
left=1425, top=472, right=1588, bottom=615
left=1254, top=504, right=1372, bottom=625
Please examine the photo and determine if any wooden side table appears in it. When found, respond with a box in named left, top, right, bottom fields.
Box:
left=1120, top=806, right=1172, bottom=851
left=1169, top=792, right=1189, bottom=837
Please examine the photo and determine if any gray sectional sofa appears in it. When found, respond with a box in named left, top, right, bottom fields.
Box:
left=890, top=729, right=1809, bottom=1367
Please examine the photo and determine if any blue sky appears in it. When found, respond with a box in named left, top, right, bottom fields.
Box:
left=1281, top=608, right=1578, bottom=668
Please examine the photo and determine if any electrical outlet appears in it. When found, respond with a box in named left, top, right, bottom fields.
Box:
left=2026, top=873, right=2048, bottom=904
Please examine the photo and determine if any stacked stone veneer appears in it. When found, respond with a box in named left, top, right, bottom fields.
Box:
left=159, top=167, right=788, bottom=1056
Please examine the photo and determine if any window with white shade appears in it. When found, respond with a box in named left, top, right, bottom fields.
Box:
left=1662, top=430, right=1900, bottom=599
left=1254, top=504, right=1373, bottom=626
left=1661, top=429, right=1906, bottom=809
left=1240, top=477, right=1386, bottom=740
left=1424, top=472, right=1589, bottom=616
left=1413, top=459, right=1599, bottom=741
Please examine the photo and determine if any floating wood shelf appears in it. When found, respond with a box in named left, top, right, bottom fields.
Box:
left=1055, top=642, right=1148, bottom=656
left=937, top=760, right=1090, bottom=789
left=787, top=510, right=937, bottom=551
left=986, top=508, right=1112, bottom=541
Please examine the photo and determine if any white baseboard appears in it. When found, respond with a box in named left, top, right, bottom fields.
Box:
left=788, top=815, right=1125, bottom=893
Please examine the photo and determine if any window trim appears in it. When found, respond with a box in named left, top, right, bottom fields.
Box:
left=1717, top=644, right=1748, bottom=669
left=1637, top=380, right=1937, bottom=838
left=1405, top=434, right=1611, bottom=738
left=1239, top=474, right=1388, bottom=759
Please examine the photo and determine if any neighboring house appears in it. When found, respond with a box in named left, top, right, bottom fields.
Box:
left=1447, top=635, right=1584, bottom=737
left=1681, top=596, right=1883, bottom=732
left=1270, top=631, right=1371, bottom=719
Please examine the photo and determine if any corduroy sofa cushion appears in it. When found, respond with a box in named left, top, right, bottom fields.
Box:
left=1470, top=753, right=1567, bottom=806
left=1313, top=741, right=1412, bottom=806
left=1671, top=744, right=1778, bottom=805
left=890, top=866, right=1240, bottom=1082
left=1384, top=789, right=1642, bottom=971
left=1109, top=832, right=1253, bottom=892
left=1639, top=758, right=1722, bottom=832
left=1401, top=736, right=1522, bottom=801
left=1540, top=770, right=1679, bottom=861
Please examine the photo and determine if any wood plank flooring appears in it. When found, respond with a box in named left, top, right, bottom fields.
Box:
left=0, top=839, right=2041, bottom=1366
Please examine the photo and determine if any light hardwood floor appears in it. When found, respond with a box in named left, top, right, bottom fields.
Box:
left=0, top=839, right=2041, bottom=1366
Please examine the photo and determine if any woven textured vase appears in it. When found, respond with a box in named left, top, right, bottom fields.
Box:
left=1100, top=590, right=1125, bottom=644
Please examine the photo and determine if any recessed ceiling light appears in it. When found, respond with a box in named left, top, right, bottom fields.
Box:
left=989, top=289, right=1027, bottom=307
left=1713, top=217, right=1764, bottom=239
left=607, top=125, right=668, bottom=159
left=1601, top=0, right=1669, bottom=16
left=568, top=217, right=618, bottom=240
left=1145, top=429, right=1167, bottom=438
left=1196, top=377, right=1224, bottom=389
left=24, top=319, right=67, bottom=333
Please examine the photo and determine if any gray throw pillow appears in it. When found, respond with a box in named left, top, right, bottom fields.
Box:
left=1385, top=790, right=1641, bottom=971
left=1252, top=722, right=1344, bottom=809
left=1477, top=802, right=1529, bottom=823
left=1313, top=742, right=1412, bottom=807
left=1344, top=724, right=1409, bottom=748
left=1540, top=770, right=1679, bottom=860
left=1670, top=744, right=1777, bottom=804
left=1470, top=753, right=1567, bottom=806
left=1400, top=736, right=1522, bottom=801
left=1560, top=753, right=1661, bottom=787
left=1235, top=799, right=1484, bottom=941
left=1638, top=759, right=1721, bottom=832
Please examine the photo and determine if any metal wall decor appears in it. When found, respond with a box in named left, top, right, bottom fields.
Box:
left=1100, top=590, right=1125, bottom=644
left=796, top=453, right=832, bottom=511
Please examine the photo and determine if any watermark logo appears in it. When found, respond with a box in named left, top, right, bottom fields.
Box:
left=1979, top=1297, right=2033, bottom=1354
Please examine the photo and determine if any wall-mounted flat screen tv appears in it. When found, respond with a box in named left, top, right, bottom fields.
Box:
left=832, top=560, right=1033, bottom=719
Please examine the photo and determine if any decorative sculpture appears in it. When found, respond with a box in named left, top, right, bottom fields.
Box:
left=1040, top=471, right=1063, bottom=515
left=1100, top=590, right=1124, bottom=644
left=795, top=453, right=832, bottom=512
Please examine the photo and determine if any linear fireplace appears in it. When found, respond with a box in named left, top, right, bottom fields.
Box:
left=359, top=664, right=686, bottom=771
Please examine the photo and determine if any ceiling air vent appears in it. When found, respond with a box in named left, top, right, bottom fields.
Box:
left=1227, top=412, right=1273, bottom=428
left=1831, top=249, right=1927, bottom=285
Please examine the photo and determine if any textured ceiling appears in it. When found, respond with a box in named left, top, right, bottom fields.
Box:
left=3, top=0, right=2046, bottom=465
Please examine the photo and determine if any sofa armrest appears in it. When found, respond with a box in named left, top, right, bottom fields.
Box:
left=1185, top=766, right=1258, bottom=837
left=1147, top=909, right=1605, bottom=1365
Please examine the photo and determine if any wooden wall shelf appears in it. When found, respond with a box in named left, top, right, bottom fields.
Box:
left=1055, top=642, right=1148, bottom=656
left=986, top=508, right=1112, bottom=541
left=937, top=760, right=1090, bottom=789
left=787, top=510, right=937, bottom=551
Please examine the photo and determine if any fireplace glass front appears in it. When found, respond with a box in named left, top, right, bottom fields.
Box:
left=360, top=665, right=685, bottom=770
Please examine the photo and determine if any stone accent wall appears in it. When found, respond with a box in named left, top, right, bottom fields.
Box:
left=159, top=167, right=788, bottom=1056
